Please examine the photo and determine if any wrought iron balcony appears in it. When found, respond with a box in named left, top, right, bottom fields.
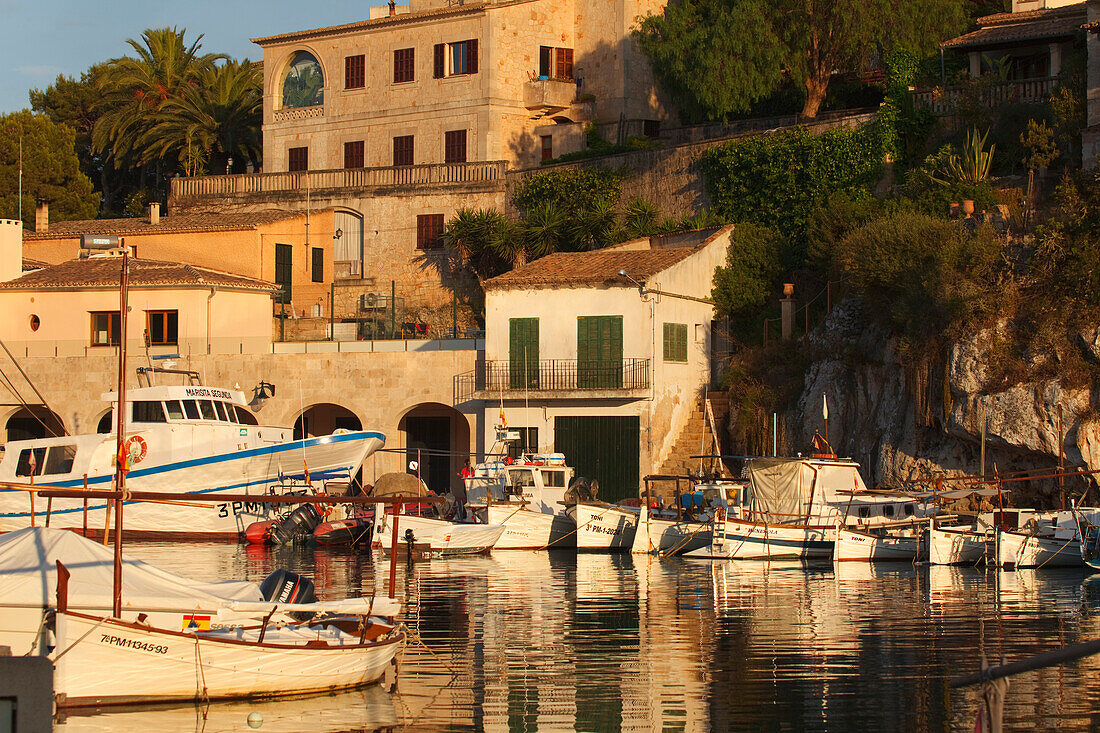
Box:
left=455, top=358, right=650, bottom=403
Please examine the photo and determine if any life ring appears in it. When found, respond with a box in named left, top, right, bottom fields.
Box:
left=124, top=436, right=148, bottom=464
left=313, top=493, right=332, bottom=519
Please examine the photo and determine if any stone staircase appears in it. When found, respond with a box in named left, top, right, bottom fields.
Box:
left=657, top=392, right=730, bottom=477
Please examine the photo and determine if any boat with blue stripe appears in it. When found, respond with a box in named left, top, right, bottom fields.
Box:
left=0, top=370, right=383, bottom=539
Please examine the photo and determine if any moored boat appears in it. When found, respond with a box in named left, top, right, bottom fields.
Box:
left=0, top=368, right=383, bottom=540
left=928, top=522, right=989, bottom=566
left=465, top=450, right=577, bottom=549
left=834, top=525, right=921, bottom=562
left=569, top=501, right=638, bottom=552
left=995, top=526, right=1082, bottom=568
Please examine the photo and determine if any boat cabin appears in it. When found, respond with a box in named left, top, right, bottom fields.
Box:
left=465, top=453, right=573, bottom=514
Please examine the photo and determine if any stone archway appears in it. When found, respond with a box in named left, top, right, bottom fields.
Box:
left=292, top=403, right=362, bottom=439
left=397, top=403, right=471, bottom=495
left=4, top=406, right=65, bottom=442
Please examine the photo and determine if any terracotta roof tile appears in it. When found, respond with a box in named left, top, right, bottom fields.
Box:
left=943, top=4, right=1086, bottom=49
left=251, top=2, right=488, bottom=45
left=483, top=248, right=698, bottom=291
left=23, top=210, right=310, bottom=241
left=21, top=258, right=47, bottom=272
left=0, top=257, right=278, bottom=291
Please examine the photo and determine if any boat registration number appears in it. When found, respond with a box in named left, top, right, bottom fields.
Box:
left=100, top=634, right=168, bottom=655
left=217, top=501, right=267, bottom=518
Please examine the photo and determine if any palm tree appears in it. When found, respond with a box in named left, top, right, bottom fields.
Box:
left=93, top=28, right=224, bottom=177
left=623, top=198, right=661, bottom=239
left=444, top=208, right=506, bottom=281
left=568, top=199, right=620, bottom=251
left=523, top=202, right=567, bottom=259
left=143, top=60, right=262, bottom=175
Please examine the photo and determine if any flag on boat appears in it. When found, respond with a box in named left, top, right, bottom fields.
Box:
left=116, top=442, right=129, bottom=475
left=27, top=450, right=36, bottom=475
left=183, top=614, right=211, bottom=631
left=303, top=459, right=311, bottom=486
left=499, top=404, right=507, bottom=428
left=823, top=393, right=829, bottom=421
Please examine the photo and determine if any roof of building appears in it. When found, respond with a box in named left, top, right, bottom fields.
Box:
left=483, top=247, right=699, bottom=291
left=22, top=210, right=308, bottom=242
left=252, top=1, right=491, bottom=44
left=21, top=258, right=47, bottom=272
left=0, top=257, right=278, bottom=292
left=942, top=3, right=1086, bottom=49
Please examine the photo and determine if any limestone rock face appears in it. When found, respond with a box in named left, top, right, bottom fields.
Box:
left=782, top=301, right=1099, bottom=502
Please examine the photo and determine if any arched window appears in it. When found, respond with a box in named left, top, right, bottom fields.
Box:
left=282, top=51, right=324, bottom=108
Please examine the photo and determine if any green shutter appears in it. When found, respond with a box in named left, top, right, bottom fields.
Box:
left=663, top=323, right=687, bottom=362
left=577, top=316, right=622, bottom=388
left=509, top=318, right=539, bottom=389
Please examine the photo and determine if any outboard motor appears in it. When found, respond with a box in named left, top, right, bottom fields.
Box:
left=268, top=503, right=323, bottom=544
left=260, top=569, right=318, bottom=621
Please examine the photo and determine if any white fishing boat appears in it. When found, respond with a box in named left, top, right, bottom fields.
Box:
left=465, top=450, right=576, bottom=550
left=928, top=522, right=989, bottom=566
left=833, top=525, right=922, bottom=562
left=994, top=526, right=1082, bottom=568
left=375, top=512, right=505, bottom=556
left=632, top=477, right=750, bottom=555
left=0, top=368, right=383, bottom=539
left=686, top=453, right=928, bottom=561
left=569, top=501, right=638, bottom=552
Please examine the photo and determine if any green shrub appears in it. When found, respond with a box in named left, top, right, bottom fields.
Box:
left=711, top=223, right=786, bottom=320
left=512, top=167, right=627, bottom=216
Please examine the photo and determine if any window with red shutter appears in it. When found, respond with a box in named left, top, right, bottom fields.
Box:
left=345, top=55, right=365, bottom=89
left=344, top=140, right=364, bottom=169
left=540, top=47, right=575, bottom=80
left=435, top=40, right=479, bottom=77
left=393, top=48, right=414, bottom=83
left=416, top=214, right=445, bottom=250
left=393, top=135, right=414, bottom=166
left=288, top=146, right=308, bottom=172
left=445, top=130, right=467, bottom=164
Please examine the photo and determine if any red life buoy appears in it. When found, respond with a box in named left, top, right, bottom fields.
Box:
left=124, top=435, right=148, bottom=464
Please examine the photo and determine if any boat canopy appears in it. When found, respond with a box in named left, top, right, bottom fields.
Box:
left=0, top=527, right=261, bottom=609
left=746, top=457, right=868, bottom=518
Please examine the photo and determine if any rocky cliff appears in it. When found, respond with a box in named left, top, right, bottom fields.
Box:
left=784, top=301, right=1100, bottom=506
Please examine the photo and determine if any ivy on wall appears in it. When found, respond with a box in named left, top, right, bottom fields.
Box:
left=512, top=167, right=628, bottom=216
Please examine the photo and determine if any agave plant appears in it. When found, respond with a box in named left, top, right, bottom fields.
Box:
left=931, top=128, right=995, bottom=186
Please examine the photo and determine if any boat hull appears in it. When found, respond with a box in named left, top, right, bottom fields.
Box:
left=648, top=516, right=711, bottom=555
left=834, top=527, right=919, bottom=562
left=686, top=519, right=833, bottom=560
left=928, top=526, right=988, bottom=566
left=480, top=504, right=576, bottom=550
left=53, top=611, right=402, bottom=706
left=568, top=503, right=638, bottom=552
left=0, top=432, right=383, bottom=540
left=374, top=514, right=505, bottom=556
left=994, top=529, right=1083, bottom=568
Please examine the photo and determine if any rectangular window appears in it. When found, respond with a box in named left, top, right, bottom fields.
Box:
left=539, top=46, right=574, bottom=79
left=393, top=135, right=414, bottom=166
left=445, top=129, right=467, bottom=164
left=416, top=214, right=445, bottom=250
left=90, top=311, right=120, bottom=346
left=275, top=243, right=293, bottom=304
left=198, top=400, right=217, bottom=421
left=343, top=140, right=364, bottom=169
left=132, top=401, right=166, bottom=423
left=312, top=247, right=324, bottom=283
left=540, top=135, right=553, bottom=162
left=165, top=400, right=185, bottom=420
left=345, top=54, right=365, bottom=89
left=509, top=317, right=539, bottom=389
left=434, top=40, right=478, bottom=77
left=643, top=119, right=661, bottom=138
left=288, top=146, right=308, bottom=172
left=16, top=448, right=45, bottom=477
left=393, top=47, right=415, bottom=83
left=146, top=310, right=178, bottom=346
left=213, top=401, right=230, bottom=421
left=663, top=322, right=688, bottom=362
left=577, top=315, right=623, bottom=388
left=182, top=399, right=200, bottom=419
left=43, top=445, right=76, bottom=475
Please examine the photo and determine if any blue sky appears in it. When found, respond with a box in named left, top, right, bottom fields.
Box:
left=1, top=0, right=397, bottom=114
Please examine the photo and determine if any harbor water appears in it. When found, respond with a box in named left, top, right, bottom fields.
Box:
left=55, top=543, right=1100, bottom=731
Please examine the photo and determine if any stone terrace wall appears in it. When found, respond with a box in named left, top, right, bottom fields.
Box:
left=505, top=110, right=879, bottom=218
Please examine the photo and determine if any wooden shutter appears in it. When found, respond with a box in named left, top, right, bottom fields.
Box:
left=467, top=39, right=478, bottom=75
left=577, top=316, right=623, bottom=388
left=433, top=44, right=445, bottom=78
left=509, top=318, right=539, bottom=389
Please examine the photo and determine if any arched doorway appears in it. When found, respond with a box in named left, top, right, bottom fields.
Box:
left=293, top=403, right=362, bottom=439
left=96, top=410, right=113, bottom=434
left=5, top=407, right=65, bottom=442
left=398, top=403, right=471, bottom=495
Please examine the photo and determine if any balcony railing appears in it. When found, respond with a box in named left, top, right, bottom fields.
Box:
left=171, top=161, right=508, bottom=199
left=911, top=77, right=1058, bottom=115
left=523, top=78, right=577, bottom=111
left=456, top=358, right=650, bottom=402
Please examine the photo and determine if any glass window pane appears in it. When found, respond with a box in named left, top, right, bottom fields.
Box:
left=44, top=445, right=77, bottom=475
left=213, top=401, right=229, bottom=421
left=182, top=400, right=200, bottom=419
left=198, top=400, right=217, bottom=420
left=132, top=401, right=166, bottom=423
left=282, top=51, right=324, bottom=108
left=165, top=400, right=185, bottom=420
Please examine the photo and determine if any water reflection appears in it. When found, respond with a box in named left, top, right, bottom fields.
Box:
left=81, top=543, right=1100, bottom=731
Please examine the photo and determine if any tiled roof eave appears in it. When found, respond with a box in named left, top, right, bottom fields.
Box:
left=251, top=3, right=488, bottom=45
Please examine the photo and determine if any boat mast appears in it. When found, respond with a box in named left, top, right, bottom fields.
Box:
left=112, top=249, right=129, bottom=618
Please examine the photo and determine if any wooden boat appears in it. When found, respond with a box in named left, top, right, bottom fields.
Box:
left=568, top=501, right=638, bottom=552
left=685, top=513, right=834, bottom=560
left=480, top=502, right=575, bottom=550
left=1082, top=521, right=1100, bottom=570
left=833, top=525, right=921, bottom=562
left=374, top=511, right=505, bottom=556
left=928, top=522, right=989, bottom=566
left=994, top=526, right=1082, bottom=568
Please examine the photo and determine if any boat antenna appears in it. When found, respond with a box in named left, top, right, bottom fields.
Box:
left=111, top=248, right=130, bottom=618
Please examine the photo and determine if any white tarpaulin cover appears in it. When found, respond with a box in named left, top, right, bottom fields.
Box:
left=0, top=527, right=261, bottom=609
left=747, top=458, right=869, bottom=520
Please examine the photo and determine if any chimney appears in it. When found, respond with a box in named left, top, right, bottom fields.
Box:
left=389, top=0, right=396, bottom=15
left=149, top=202, right=160, bottom=226
left=35, top=200, right=48, bottom=233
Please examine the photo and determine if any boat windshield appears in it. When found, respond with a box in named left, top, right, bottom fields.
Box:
left=182, top=400, right=200, bottom=419
left=132, top=401, right=166, bottom=423
left=542, top=470, right=565, bottom=488
left=198, top=400, right=217, bottom=420
left=510, top=469, right=536, bottom=488
left=165, top=400, right=185, bottom=420
left=16, top=445, right=76, bottom=476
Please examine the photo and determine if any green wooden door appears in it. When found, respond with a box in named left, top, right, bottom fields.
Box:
left=577, top=316, right=622, bottom=388
left=509, top=318, right=539, bottom=389
left=554, top=416, right=639, bottom=503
